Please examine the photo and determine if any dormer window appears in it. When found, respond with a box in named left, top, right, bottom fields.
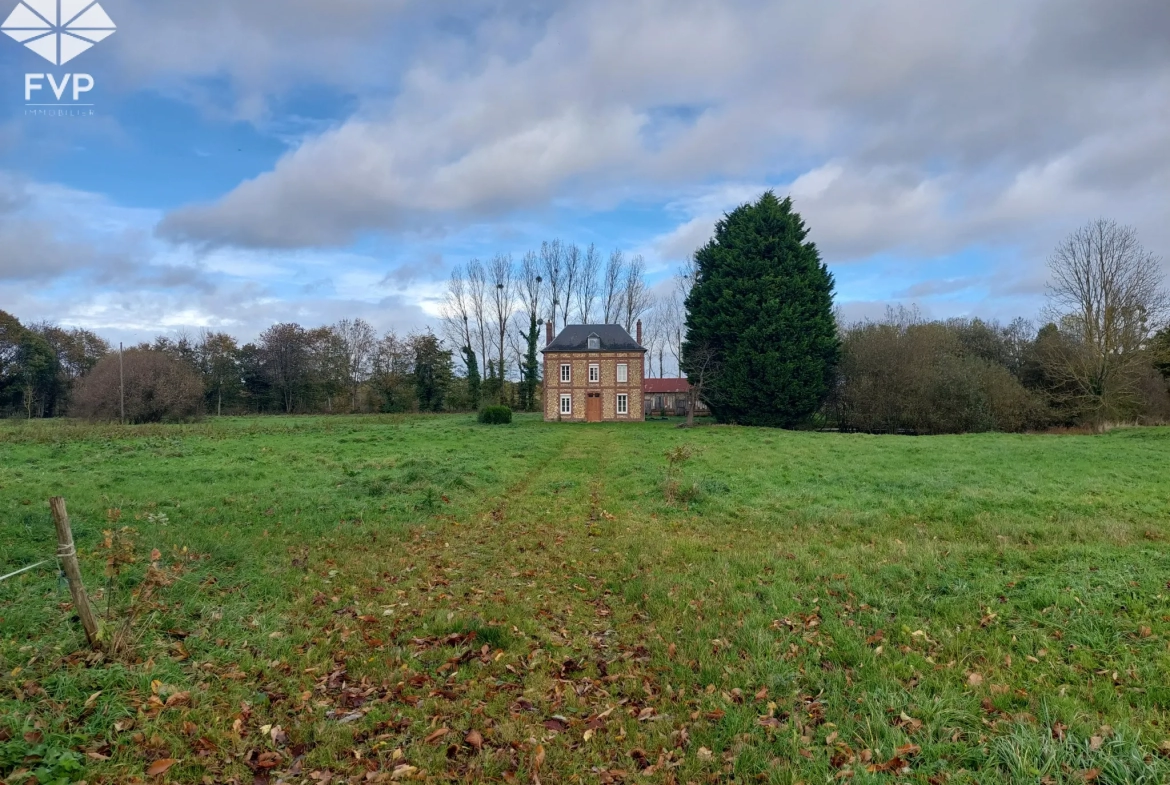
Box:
left=587, top=335, right=600, bottom=350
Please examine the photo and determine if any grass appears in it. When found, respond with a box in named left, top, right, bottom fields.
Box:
left=1, top=414, right=1169, bottom=784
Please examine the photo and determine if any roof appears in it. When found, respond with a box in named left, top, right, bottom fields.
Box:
left=643, top=378, right=692, bottom=395
left=543, top=324, right=646, bottom=353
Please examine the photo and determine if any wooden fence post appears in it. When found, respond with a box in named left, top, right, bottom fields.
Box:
left=49, top=497, right=101, bottom=650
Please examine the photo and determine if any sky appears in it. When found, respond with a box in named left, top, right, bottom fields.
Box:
left=0, top=0, right=1167, bottom=347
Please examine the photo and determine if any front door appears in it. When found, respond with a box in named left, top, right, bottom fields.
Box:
left=586, top=392, right=602, bottom=423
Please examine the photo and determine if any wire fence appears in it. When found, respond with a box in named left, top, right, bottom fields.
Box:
left=0, top=559, right=53, bottom=583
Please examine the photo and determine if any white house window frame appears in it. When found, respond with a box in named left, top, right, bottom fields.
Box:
left=616, top=363, right=628, bottom=383
left=616, top=393, right=628, bottom=416
left=560, top=394, right=573, bottom=415
left=560, top=363, right=571, bottom=383
left=589, top=364, right=600, bottom=383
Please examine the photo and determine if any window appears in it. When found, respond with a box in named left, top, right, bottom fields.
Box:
left=560, top=394, right=573, bottom=415
left=588, top=336, right=600, bottom=350
left=616, top=363, right=628, bottom=383
left=617, top=394, right=628, bottom=416
left=589, top=364, right=600, bottom=383
left=560, top=364, right=571, bottom=383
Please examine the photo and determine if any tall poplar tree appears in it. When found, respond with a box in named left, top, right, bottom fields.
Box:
left=683, top=192, right=838, bottom=427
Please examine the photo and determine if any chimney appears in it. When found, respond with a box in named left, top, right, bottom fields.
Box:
left=545, top=320, right=554, bottom=347
left=636, top=320, right=643, bottom=346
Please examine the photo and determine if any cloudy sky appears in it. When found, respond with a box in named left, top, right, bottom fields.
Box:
left=0, top=0, right=1167, bottom=345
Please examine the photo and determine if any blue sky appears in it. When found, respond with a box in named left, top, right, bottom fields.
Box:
left=1, top=0, right=1167, bottom=348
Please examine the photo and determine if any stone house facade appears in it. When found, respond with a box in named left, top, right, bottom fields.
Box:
left=542, top=323, right=647, bottom=423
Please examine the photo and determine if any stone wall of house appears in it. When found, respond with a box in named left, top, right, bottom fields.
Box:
left=542, top=352, right=645, bottom=422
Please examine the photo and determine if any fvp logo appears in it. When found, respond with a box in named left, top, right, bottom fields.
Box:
left=2, top=0, right=115, bottom=65
left=2, top=0, right=114, bottom=114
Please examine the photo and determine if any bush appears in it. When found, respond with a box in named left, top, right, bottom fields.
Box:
left=71, top=349, right=203, bottom=423
left=477, top=405, right=513, bottom=425
left=829, top=314, right=1048, bottom=434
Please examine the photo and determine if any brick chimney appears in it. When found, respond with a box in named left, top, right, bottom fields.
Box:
left=545, top=320, right=554, bottom=347
left=636, top=320, right=643, bottom=346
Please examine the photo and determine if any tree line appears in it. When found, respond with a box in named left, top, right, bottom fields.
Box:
left=678, top=194, right=1170, bottom=433
left=3, top=206, right=1167, bottom=431
left=0, top=238, right=666, bottom=422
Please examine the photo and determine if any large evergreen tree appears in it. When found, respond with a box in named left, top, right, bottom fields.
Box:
left=683, top=192, right=839, bottom=427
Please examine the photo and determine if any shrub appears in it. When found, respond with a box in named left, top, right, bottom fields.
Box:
left=477, top=405, right=513, bottom=425
left=71, top=349, right=203, bottom=423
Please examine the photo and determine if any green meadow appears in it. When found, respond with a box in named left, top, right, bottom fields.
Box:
left=2, top=415, right=1169, bottom=784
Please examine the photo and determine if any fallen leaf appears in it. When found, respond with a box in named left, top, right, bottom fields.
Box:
left=1082, top=768, right=1101, bottom=782
left=1089, top=735, right=1103, bottom=751
left=164, top=691, right=190, bottom=709
left=146, top=758, right=179, bottom=777
left=697, top=747, right=713, bottom=761
left=391, top=764, right=418, bottom=779
left=425, top=727, right=450, bottom=743
left=84, top=691, right=103, bottom=709
left=967, top=672, right=984, bottom=687
left=534, top=743, right=545, bottom=772
left=465, top=729, right=483, bottom=752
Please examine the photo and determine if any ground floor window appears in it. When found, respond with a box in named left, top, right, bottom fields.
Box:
left=560, top=394, right=572, bottom=415
left=617, top=394, right=628, bottom=415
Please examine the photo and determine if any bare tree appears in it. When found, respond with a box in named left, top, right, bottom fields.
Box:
left=622, top=254, right=654, bottom=333
left=541, top=240, right=564, bottom=334
left=576, top=243, right=602, bottom=324
left=467, top=259, right=491, bottom=378
left=1043, top=219, right=1168, bottom=427
left=489, top=254, right=516, bottom=398
left=561, top=243, right=581, bottom=328
left=682, top=341, right=720, bottom=428
left=520, top=251, right=544, bottom=322
left=335, top=318, right=376, bottom=411
left=441, top=266, right=476, bottom=358
left=601, top=250, right=625, bottom=324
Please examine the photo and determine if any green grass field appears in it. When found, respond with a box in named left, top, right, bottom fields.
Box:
left=2, top=415, right=1169, bottom=784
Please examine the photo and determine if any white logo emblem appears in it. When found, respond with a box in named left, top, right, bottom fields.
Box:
left=2, top=0, right=115, bottom=66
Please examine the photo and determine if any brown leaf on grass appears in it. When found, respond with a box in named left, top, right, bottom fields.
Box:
left=896, top=744, right=921, bottom=757
left=425, top=727, right=450, bottom=743
left=533, top=743, right=546, bottom=772
left=146, top=758, right=179, bottom=777
left=967, top=672, right=983, bottom=687
left=255, top=751, right=281, bottom=769
left=667, top=643, right=676, bottom=659
left=1139, top=626, right=1152, bottom=638
left=1051, top=722, right=1067, bottom=741
left=755, top=687, right=768, bottom=701
left=1082, top=769, right=1101, bottom=782
left=543, top=717, right=568, bottom=732
left=391, top=764, right=418, bottom=779
left=150, top=548, right=161, bottom=562
left=1089, top=735, right=1103, bottom=751
left=164, top=691, right=190, bottom=708
left=465, top=730, right=484, bottom=752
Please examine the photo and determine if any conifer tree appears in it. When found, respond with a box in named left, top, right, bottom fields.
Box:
left=683, top=192, right=839, bottom=427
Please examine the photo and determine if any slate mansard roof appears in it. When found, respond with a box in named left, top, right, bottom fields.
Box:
left=543, top=324, right=647, bottom=354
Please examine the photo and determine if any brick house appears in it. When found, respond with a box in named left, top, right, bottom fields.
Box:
left=643, top=378, right=710, bottom=417
left=542, top=322, right=647, bottom=422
